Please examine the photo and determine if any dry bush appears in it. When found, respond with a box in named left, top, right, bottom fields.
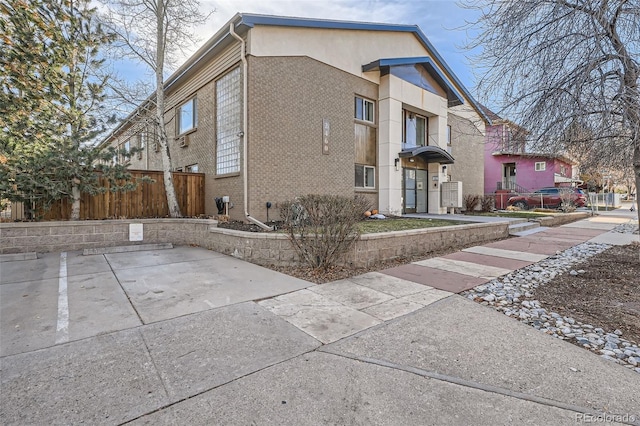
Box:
left=480, top=195, right=495, bottom=212
left=280, top=194, right=371, bottom=270
left=463, top=194, right=481, bottom=212
left=559, top=188, right=577, bottom=212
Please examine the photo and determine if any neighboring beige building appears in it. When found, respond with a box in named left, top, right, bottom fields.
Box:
left=102, top=13, right=489, bottom=222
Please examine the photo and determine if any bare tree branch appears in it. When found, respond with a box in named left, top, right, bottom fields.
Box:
left=462, top=0, right=640, bottom=222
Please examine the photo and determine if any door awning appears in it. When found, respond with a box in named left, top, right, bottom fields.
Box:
left=399, top=146, right=455, bottom=164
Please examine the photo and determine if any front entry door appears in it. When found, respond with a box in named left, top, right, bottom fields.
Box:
left=404, top=168, right=416, bottom=213
left=404, top=168, right=428, bottom=214
left=416, top=169, right=428, bottom=213
left=503, top=163, right=516, bottom=190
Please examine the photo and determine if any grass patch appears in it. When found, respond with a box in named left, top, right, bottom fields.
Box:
left=358, top=218, right=467, bottom=233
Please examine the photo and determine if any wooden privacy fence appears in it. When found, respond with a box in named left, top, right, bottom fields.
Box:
left=27, top=170, right=204, bottom=220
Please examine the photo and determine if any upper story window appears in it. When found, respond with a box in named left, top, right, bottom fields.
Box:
left=177, top=97, right=197, bottom=135
left=446, top=125, right=452, bottom=154
left=120, top=139, right=130, bottom=163
left=390, top=65, right=441, bottom=96
left=138, top=131, right=145, bottom=149
left=355, top=96, right=374, bottom=123
left=559, top=165, right=567, bottom=176
left=535, top=161, right=546, bottom=171
left=403, top=110, right=428, bottom=149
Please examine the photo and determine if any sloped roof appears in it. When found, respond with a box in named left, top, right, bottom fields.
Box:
left=362, top=57, right=464, bottom=107
left=103, top=13, right=490, bottom=145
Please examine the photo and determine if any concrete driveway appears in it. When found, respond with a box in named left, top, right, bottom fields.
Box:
left=0, top=247, right=311, bottom=356
left=1, top=226, right=639, bottom=424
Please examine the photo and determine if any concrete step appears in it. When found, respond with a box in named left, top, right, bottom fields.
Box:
left=510, top=223, right=552, bottom=237
left=508, top=221, right=540, bottom=236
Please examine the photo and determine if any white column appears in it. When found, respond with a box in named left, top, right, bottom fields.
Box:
left=427, top=103, right=449, bottom=213
left=378, top=75, right=404, bottom=215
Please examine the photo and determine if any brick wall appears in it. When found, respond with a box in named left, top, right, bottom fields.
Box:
left=246, top=55, right=380, bottom=222
left=447, top=112, right=485, bottom=201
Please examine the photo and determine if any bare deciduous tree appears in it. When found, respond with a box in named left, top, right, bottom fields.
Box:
left=464, top=0, right=640, bottom=224
left=101, top=0, right=211, bottom=217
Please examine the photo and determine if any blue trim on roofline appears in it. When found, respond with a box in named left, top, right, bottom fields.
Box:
left=238, top=13, right=491, bottom=124
left=240, top=13, right=417, bottom=33
left=362, top=57, right=465, bottom=107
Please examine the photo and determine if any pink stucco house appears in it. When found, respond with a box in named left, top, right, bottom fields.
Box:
left=483, top=108, right=580, bottom=195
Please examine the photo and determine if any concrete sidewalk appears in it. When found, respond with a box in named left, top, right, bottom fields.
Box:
left=1, top=212, right=638, bottom=425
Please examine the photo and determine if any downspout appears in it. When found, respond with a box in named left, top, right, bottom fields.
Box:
left=229, top=23, right=273, bottom=231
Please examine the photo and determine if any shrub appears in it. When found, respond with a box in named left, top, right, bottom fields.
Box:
left=280, top=194, right=371, bottom=270
left=463, top=194, right=481, bottom=212
left=480, top=195, right=495, bottom=212
left=559, top=188, right=577, bottom=212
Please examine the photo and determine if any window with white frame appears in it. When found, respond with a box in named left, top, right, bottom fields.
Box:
left=355, top=96, right=374, bottom=123
left=121, top=139, right=130, bottom=163
left=139, top=131, right=145, bottom=149
left=355, top=164, right=375, bottom=188
left=216, top=67, right=242, bottom=175
left=535, top=161, right=546, bottom=171
left=177, top=98, right=197, bottom=135
left=403, top=110, right=428, bottom=149
left=446, top=124, right=452, bottom=154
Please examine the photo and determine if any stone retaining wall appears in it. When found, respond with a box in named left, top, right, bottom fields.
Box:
left=533, top=212, right=591, bottom=227
left=0, top=219, right=215, bottom=255
left=1, top=219, right=509, bottom=268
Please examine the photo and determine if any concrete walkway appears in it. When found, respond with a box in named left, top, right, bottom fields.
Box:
left=1, top=211, right=638, bottom=425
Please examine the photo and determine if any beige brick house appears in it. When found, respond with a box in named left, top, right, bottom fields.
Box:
left=102, top=13, right=489, bottom=222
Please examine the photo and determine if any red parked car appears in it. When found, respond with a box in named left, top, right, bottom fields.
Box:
left=507, top=187, right=587, bottom=210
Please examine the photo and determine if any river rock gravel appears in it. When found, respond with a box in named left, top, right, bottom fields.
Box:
left=463, top=226, right=640, bottom=374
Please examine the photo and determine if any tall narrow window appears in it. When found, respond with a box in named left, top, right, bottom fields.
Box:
left=355, top=96, right=374, bottom=123
left=403, top=110, right=427, bottom=149
left=216, top=67, right=242, bottom=175
left=177, top=98, right=197, bottom=135
left=354, top=96, right=376, bottom=188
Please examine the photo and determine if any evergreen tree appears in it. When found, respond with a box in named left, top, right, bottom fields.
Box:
left=0, top=0, right=137, bottom=220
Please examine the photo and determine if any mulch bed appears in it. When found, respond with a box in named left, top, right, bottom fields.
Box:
left=265, top=239, right=508, bottom=284
left=534, top=243, right=640, bottom=344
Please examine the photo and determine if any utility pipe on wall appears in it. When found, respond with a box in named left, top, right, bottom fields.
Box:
left=229, top=23, right=273, bottom=231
